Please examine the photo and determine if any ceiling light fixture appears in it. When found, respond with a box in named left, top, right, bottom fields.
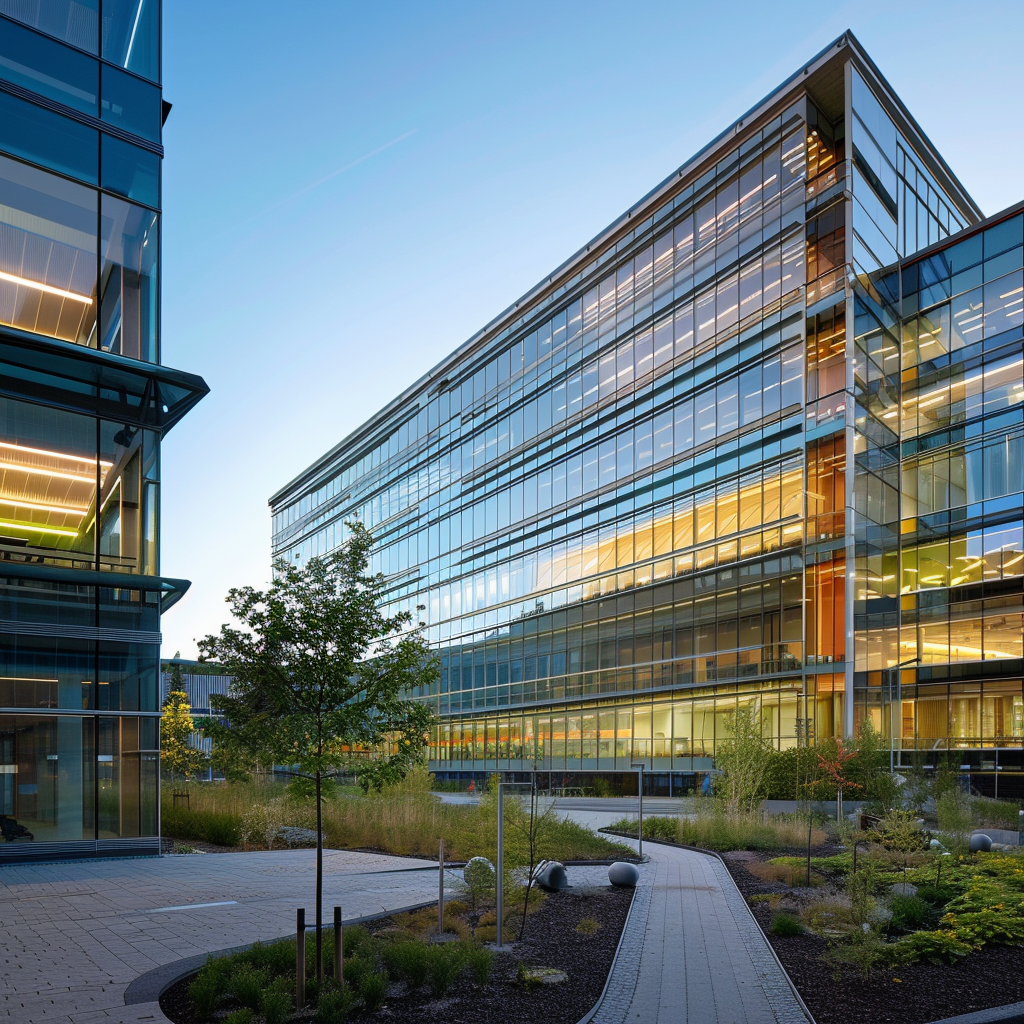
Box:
left=0, top=269, right=92, bottom=304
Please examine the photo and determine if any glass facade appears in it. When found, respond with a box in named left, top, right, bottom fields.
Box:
left=0, top=5, right=208, bottom=860
left=270, top=35, right=1024, bottom=792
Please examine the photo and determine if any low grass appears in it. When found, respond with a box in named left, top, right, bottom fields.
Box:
left=608, top=807, right=827, bottom=852
left=971, top=797, right=1023, bottom=829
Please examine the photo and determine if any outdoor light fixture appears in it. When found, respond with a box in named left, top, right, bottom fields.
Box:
left=0, top=269, right=93, bottom=304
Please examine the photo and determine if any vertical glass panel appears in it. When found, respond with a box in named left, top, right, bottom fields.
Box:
left=0, top=154, right=98, bottom=344
left=100, top=64, right=161, bottom=142
left=0, top=395, right=98, bottom=567
left=100, top=195, right=157, bottom=360
left=0, top=89, right=98, bottom=183
left=0, top=18, right=98, bottom=114
left=0, top=0, right=99, bottom=53
left=101, top=135, right=158, bottom=208
left=0, top=713, right=94, bottom=841
left=101, top=0, right=159, bottom=82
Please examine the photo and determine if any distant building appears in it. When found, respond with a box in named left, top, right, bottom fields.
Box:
left=0, top=5, right=208, bottom=861
left=271, top=32, right=1024, bottom=796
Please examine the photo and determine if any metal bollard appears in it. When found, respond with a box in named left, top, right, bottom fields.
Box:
left=333, top=906, right=342, bottom=987
left=438, top=838, right=445, bottom=935
left=296, top=908, right=306, bottom=1009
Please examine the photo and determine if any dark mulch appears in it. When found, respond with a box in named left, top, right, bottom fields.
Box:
left=722, top=850, right=1024, bottom=1024
left=160, top=885, right=632, bottom=1024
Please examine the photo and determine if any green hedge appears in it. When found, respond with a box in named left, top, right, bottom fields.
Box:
left=162, top=804, right=242, bottom=847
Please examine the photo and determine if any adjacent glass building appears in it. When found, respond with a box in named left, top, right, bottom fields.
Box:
left=271, top=33, right=1023, bottom=794
left=0, top=4, right=208, bottom=860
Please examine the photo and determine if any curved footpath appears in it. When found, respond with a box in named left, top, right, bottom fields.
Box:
left=559, top=807, right=811, bottom=1024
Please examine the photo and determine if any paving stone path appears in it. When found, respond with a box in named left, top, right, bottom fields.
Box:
left=0, top=849, right=447, bottom=1024
left=561, top=808, right=811, bottom=1024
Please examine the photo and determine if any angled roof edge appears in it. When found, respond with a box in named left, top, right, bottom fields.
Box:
left=900, top=199, right=1024, bottom=269
left=271, top=29, right=980, bottom=507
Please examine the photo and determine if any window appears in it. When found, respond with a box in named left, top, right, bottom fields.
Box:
left=0, top=154, right=97, bottom=344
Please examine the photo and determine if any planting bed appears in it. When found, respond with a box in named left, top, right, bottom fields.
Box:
left=725, top=849, right=1024, bottom=1024
left=160, top=883, right=632, bottom=1024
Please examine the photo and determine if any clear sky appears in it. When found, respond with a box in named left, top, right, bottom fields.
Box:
left=158, top=0, right=1024, bottom=659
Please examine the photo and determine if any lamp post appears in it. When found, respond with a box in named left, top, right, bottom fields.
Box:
left=631, top=762, right=645, bottom=860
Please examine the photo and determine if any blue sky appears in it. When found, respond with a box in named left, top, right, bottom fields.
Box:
left=159, top=0, right=1024, bottom=658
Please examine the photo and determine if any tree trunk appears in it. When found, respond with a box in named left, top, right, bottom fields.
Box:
left=315, top=769, right=323, bottom=990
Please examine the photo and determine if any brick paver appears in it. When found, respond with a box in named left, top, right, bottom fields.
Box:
left=0, top=849, right=448, bottom=1024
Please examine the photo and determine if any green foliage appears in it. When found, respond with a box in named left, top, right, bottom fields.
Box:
left=260, top=988, right=292, bottom=1024
left=161, top=681, right=208, bottom=785
left=315, top=987, right=354, bottom=1024
left=187, top=971, right=222, bottom=1019
left=937, top=791, right=974, bottom=856
left=823, top=929, right=891, bottom=976
left=972, top=797, right=1022, bottom=829
left=714, top=703, right=775, bottom=813
left=915, top=883, right=957, bottom=908
left=226, top=966, right=269, bottom=1010
left=892, top=929, right=972, bottom=965
left=383, top=940, right=430, bottom=988
left=888, top=895, right=931, bottom=930
left=516, top=961, right=543, bottom=990
left=465, top=945, right=494, bottom=985
left=242, top=938, right=297, bottom=977
left=161, top=802, right=242, bottom=847
left=874, top=810, right=927, bottom=855
left=343, top=956, right=367, bottom=993
left=761, top=746, right=820, bottom=801
left=223, top=1010, right=255, bottom=1024
left=426, top=943, right=466, bottom=996
left=359, top=971, right=388, bottom=1012
left=769, top=912, right=803, bottom=936
left=342, top=925, right=369, bottom=960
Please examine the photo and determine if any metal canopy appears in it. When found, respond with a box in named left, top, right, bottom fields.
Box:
left=0, top=326, right=209, bottom=434
left=0, top=558, right=192, bottom=613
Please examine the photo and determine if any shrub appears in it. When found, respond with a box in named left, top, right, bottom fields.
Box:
left=227, top=966, right=270, bottom=1010
left=243, top=939, right=295, bottom=977
left=465, top=944, right=494, bottom=985
left=769, top=913, right=803, bottom=936
left=748, top=859, right=822, bottom=887
left=384, top=941, right=430, bottom=988
left=893, top=930, right=972, bottom=965
left=224, top=1011, right=255, bottom=1024
left=915, top=883, right=957, bottom=908
left=942, top=909, right=1024, bottom=948
left=161, top=804, right=242, bottom=847
left=315, top=987, right=354, bottom=1024
left=344, top=956, right=367, bottom=993
left=342, top=925, right=369, bottom=959
left=359, top=971, right=388, bottom=1012
left=260, top=989, right=291, bottom=1024
left=239, top=804, right=278, bottom=849
left=576, top=917, right=602, bottom=936
left=823, top=930, right=892, bottom=976
left=427, top=943, right=465, bottom=996
left=187, top=972, right=222, bottom=1019
left=972, top=797, right=1022, bottom=829
left=888, top=894, right=931, bottom=931
left=937, top=791, right=974, bottom=855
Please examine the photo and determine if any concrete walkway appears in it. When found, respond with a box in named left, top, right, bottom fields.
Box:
left=559, top=807, right=810, bottom=1024
left=0, top=848, right=447, bottom=1024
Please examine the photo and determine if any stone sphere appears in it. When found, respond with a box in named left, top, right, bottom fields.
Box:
left=969, top=833, right=993, bottom=853
left=608, top=861, right=640, bottom=887
left=463, top=856, right=495, bottom=889
left=536, top=860, right=569, bottom=892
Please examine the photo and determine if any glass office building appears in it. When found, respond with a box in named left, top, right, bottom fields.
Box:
left=0, top=4, right=208, bottom=860
left=271, top=33, right=1023, bottom=793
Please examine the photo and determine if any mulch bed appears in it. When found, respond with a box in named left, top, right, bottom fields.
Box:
left=722, top=849, right=1024, bottom=1024
left=160, top=884, right=632, bottom=1024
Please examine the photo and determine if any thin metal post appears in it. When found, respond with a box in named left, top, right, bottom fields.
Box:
left=496, top=782, right=504, bottom=949
left=296, top=908, right=305, bottom=1009
left=631, top=762, right=645, bottom=860
left=333, top=906, right=342, bottom=986
left=438, top=837, right=445, bottom=935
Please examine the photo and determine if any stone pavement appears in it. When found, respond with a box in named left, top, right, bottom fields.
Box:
left=0, top=848, right=449, bottom=1024
left=559, top=807, right=811, bottom=1024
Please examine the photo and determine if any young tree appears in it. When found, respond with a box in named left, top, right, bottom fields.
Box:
left=813, top=738, right=862, bottom=821
left=198, top=523, right=436, bottom=987
left=161, top=655, right=207, bottom=788
left=715, top=703, right=774, bottom=815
